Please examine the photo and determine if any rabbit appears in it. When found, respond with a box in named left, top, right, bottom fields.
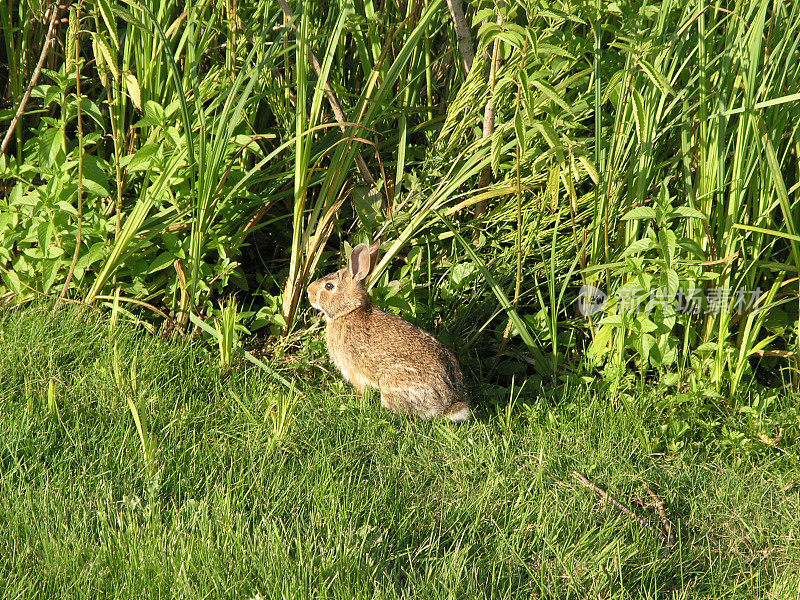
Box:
left=307, top=242, right=471, bottom=422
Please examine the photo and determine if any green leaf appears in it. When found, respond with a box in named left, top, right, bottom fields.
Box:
left=513, top=109, right=526, bottom=155
left=658, top=229, right=677, bottom=263
left=449, top=262, right=477, bottom=289
left=91, top=32, right=119, bottom=82
left=38, top=127, right=64, bottom=167
left=661, top=268, right=680, bottom=296
left=621, top=238, right=655, bottom=257
left=111, top=6, right=146, bottom=30
left=533, top=121, right=564, bottom=163
left=472, top=7, right=495, bottom=26
left=638, top=58, right=675, bottom=96
left=497, top=30, right=525, bottom=49
left=37, top=219, right=54, bottom=259
left=124, top=71, right=142, bottom=110
left=536, top=43, right=576, bottom=60
left=120, top=144, right=159, bottom=172
left=78, top=98, right=106, bottom=130
left=352, top=186, right=383, bottom=231
left=57, top=201, right=79, bottom=217
left=145, top=100, right=165, bottom=123
left=670, top=206, right=706, bottom=219
left=97, top=0, right=119, bottom=48
left=631, top=90, right=646, bottom=144
left=733, top=223, right=800, bottom=243
left=599, top=314, right=623, bottom=326
left=147, top=252, right=176, bottom=274
left=529, top=76, right=574, bottom=115
left=41, top=259, right=61, bottom=295
left=491, top=129, right=503, bottom=176
left=677, top=237, right=706, bottom=259
left=81, top=155, right=111, bottom=197
left=75, top=242, right=107, bottom=269
left=621, top=206, right=657, bottom=221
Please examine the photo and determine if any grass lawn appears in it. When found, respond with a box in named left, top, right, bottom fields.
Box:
left=0, top=305, right=798, bottom=599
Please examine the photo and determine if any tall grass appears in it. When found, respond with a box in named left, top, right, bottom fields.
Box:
left=582, top=0, right=800, bottom=392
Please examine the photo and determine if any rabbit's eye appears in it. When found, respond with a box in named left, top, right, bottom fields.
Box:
left=325, top=282, right=334, bottom=291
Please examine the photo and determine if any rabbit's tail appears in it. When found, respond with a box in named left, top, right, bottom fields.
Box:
left=443, top=401, right=471, bottom=422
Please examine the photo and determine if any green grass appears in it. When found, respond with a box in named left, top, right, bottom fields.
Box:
left=1, top=305, right=798, bottom=599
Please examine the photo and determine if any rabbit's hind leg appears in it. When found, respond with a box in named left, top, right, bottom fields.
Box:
left=381, top=388, right=438, bottom=419
left=380, top=390, right=411, bottom=416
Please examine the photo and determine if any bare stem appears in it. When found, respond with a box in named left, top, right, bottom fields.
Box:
left=445, top=0, right=475, bottom=75
left=474, top=5, right=504, bottom=218
left=1, top=2, right=61, bottom=156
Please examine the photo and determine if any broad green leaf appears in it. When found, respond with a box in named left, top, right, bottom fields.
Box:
left=660, top=268, right=680, bottom=296
left=599, top=314, right=623, bottom=326
left=621, top=238, right=655, bottom=257
left=75, top=242, right=107, bottom=269
left=472, top=7, right=495, bottom=26
left=120, top=144, right=159, bottom=172
left=41, top=259, right=60, bottom=295
left=352, top=186, right=383, bottom=231
left=658, top=229, right=677, bottom=263
left=621, top=206, right=657, bottom=221
left=38, top=127, right=64, bottom=167
left=670, top=206, right=706, bottom=219
left=82, top=155, right=111, bottom=197
left=57, top=201, right=79, bottom=217
left=147, top=252, right=176, bottom=274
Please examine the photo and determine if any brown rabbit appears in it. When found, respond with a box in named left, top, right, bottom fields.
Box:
left=307, top=242, right=471, bottom=421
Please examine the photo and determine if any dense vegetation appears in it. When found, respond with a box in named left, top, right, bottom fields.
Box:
left=2, top=0, right=800, bottom=396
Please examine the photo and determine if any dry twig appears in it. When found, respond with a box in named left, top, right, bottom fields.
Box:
left=1, top=2, right=62, bottom=156
left=644, top=482, right=676, bottom=547
left=573, top=471, right=674, bottom=548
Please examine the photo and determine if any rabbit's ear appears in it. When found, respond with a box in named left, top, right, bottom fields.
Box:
left=349, top=244, right=372, bottom=281
left=367, top=241, right=380, bottom=273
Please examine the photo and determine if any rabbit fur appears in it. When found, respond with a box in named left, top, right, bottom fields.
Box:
left=307, top=242, right=471, bottom=421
